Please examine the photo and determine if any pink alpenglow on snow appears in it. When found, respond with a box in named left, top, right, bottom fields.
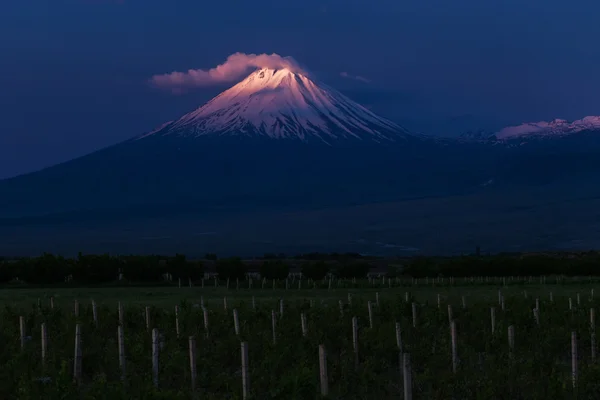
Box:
left=141, top=67, right=412, bottom=142
left=150, top=52, right=303, bottom=93
left=495, top=116, right=600, bottom=139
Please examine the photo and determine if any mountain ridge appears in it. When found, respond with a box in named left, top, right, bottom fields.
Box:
left=460, top=115, right=600, bottom=142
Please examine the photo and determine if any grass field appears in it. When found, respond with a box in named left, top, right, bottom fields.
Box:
left=2, top=278, right=600, bottom=398
left=0, top=278, right=598, bottom=309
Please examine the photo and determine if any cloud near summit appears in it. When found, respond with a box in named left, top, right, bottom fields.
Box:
left=150, top=52, right=303, bottom=93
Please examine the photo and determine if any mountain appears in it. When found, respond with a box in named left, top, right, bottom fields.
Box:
left=460, top=116, right=600, bottom=142
left=458, top=115, right=600, bottom=187
left=2, top=67, right=600, bottom=256
left=0, top=67, right=489, bottom=222
left=140, top=67, right=413, bottom=143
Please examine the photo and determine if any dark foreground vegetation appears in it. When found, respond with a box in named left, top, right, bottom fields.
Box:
left=1, top=251, right=600, bottom=285
left=4, top=285, right=600, bottom=399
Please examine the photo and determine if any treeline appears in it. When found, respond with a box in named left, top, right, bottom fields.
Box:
left=402, top=252, right=600, bottom=277
left=0, top=253, right=372, bottom=285
left=1, top=252, right=600, bottom=285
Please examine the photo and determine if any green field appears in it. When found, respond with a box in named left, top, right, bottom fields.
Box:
left=1, top=278, right=598, bottom=309
left=2, top=279, right=600, bottom=399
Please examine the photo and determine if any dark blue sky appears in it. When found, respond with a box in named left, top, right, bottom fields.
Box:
left=1, top=0, right=599, bottom=179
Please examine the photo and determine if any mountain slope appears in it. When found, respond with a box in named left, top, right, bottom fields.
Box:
left=140, top=67, right=413, bottom=143
left=457, top=116, right=600, bottom=188
left=0, top=67, right=483, bottom=221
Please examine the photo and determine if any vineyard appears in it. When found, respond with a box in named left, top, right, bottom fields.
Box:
left=3, top=276, right=600, bottom=399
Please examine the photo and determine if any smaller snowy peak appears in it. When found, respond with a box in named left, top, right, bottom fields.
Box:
left=494, top=116, right=600, bottom=140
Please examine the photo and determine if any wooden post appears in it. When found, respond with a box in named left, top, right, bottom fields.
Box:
left=92, top=299, right=98, bottom=327
left=508, top=325, right=515, bottom=358
left=461, top=296, right=466, bottom=309
left=152, top=328, right=159, bottom=388
left=74, top=324, right=82, bottom=384
left=490, top=307, right=496, bottom=334
left=403, top=353, right=412, bottom=400
left=592, top=332, right=596, bottom=363
left=375, top=292, right=380, bottom=307
left=203, top=307, right=209, bottom=338
left=189, top=336, right=197, bottom=392
left=41, top=323, right=47, bottom=368
left=319, top=345, right=328, bottom=396
left=118, top=325, right=126, bottom=382
left=241, top=342, right=250, bottom=399
left=300, top=313, right=308, bottom=337
left=271, top=310, right=277, bottom=344
left=367, top=301, right=373, bottom=328
left=412, top=303, right=417, bottom=328
left=19, top=316, right=25, bottom=350
left=233, top=309, right=240, bottom=336
left=175, top=305, right=180, bottom=338
left=145, top=306, right=150, bottom=332
left=279, top=299, right=284, bottom=317
left=352, top=316, right=359, bottom=369
left=50, top=297, right=54, bottom=310
left=447, top=304, right=453, bottom=325
left=74, top=300, right=79, bottom=317
left=224, top=297, right=228, bottom=311
left=572, top=331, right=578, bottom=388
left=395, top=322, right=402, bottom=352
left=450, top=320, right=458, bottom=373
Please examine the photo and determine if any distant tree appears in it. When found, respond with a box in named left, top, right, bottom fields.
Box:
left=259, top=260, right=290, bottom=280
left=205, top=253, right=218, bottom=261
left=334, top=262, right=371, bottom=279
left=301, top=261, right=329, bottom=280
left=72, top=253, right=121, bottom=284
left=18, top=253, right=70, bottom=284
left=216, top=257, right=247, bottom=280
left=167, top=255, right=204, bottom=282
left=121, top=255, right=164, bottom=282
left=0, top=260, right=14, bottom=283
left=385, top=265, right=401, bottom=278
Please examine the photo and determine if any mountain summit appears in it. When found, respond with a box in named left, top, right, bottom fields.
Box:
left=140, top=67, right=411, bottom=143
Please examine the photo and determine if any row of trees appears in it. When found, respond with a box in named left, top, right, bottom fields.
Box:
left=402, top=252, right=600, bottom=277
left=1, top=252, right=600, bottom=285
left=0, top=253, right=370, bottom=284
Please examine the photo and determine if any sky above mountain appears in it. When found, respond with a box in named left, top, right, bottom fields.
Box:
left=1, top=0, right=600, bottom=179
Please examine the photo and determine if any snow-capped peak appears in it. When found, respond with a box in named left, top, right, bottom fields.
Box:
left=495, top=116, right=600, bottom=139
left=143, top=67, right=411, bottom=143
